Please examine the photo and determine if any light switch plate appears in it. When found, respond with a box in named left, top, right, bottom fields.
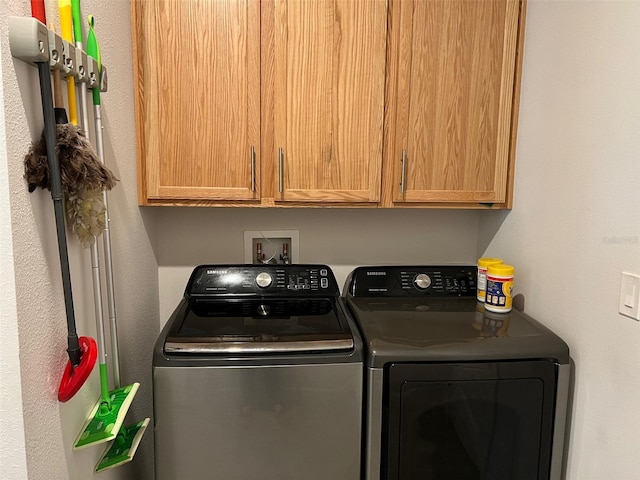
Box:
left=619, top=272, right=640, bottom=321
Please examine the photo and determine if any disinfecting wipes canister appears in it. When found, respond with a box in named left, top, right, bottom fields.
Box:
left=485, top=264, right=515, bottom=313
left=477, top=258, right=503, bottom=302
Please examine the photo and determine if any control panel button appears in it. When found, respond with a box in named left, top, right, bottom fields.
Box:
left=321, top=278, right=329, bottom=289
left=255, top=272, right=273, bottom=289
left=414, top=273, right=432, bottom=290
left=320, top=269, right=328, bottom=276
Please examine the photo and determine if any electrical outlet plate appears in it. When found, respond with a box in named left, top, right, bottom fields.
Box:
left=244, top=230, right=299, bottom=265
left=619, top=272, right=640, bottom=321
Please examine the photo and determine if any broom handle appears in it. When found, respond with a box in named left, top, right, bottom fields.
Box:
left=59, top=0, right=78, bottom=125
left=31, top=0, right=46, bottom=23
left=52, top=70, right=64, bottom=109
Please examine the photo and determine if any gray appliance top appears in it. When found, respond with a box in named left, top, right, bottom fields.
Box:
left=343, top=266, right=570, bottom=367
left=155, top=264, right=363, bottom=365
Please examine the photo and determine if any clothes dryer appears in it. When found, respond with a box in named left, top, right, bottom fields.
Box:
left=343, top=265, right=570, bottom=480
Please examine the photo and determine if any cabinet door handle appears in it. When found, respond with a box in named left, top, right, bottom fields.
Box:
left=250, top=146, right=256, bottom=192
left=401, top=149, right=407, bottom=194
left=278, top=147, right=284, bottom=193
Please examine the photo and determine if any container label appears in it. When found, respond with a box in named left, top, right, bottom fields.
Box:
left=485, top=275, right=513, bottom=312
left=477, top=267, right=488, bottom=301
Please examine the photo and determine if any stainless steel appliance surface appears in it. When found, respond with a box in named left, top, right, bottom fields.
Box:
left=154, top=264, right=363, bottom=480
left=343, top=265, right=571, bottom=480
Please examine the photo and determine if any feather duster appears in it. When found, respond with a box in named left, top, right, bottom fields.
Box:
left=24, top=123, right=118, bottom=247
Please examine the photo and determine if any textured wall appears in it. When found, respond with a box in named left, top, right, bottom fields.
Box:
left=478, top=1, right=640, bottom=478
left=2, top=1, right=158, bottom=479
left=0, top=35, right=29, bottom=480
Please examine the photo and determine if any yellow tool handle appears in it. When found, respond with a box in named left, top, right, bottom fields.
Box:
left=59, top=0, right=77, bottom=125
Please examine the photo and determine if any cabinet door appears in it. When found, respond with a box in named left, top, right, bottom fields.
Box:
left=273, top=0, right=386, bottom=203
left=386, top=0, right=522, bottom=204
left=133, top=0, right=260, bottom=203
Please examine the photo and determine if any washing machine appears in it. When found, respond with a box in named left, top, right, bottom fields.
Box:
left=153, top=264, right=363, bottom=480
left=343, top=265, right=571, bottom=480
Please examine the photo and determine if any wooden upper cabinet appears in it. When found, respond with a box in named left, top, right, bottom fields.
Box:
left=273, top=0, right=387, bottom=203
left=132, top=0, right=261, bottom=203
left=133, top=0, right=525, bottom=208
left=384, top=0, right=523, bottom=205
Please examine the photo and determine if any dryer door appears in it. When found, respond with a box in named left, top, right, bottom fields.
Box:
left=384, top=360, right=558, bottom=480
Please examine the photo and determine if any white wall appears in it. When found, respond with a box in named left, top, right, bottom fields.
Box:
left=479, top=1, right=640, bottom=478
left=1, top=1, right=158, bottom=479
left=0, top=36, right=29, bottom=480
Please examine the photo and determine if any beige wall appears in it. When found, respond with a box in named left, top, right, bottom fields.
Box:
left=479, top=1, right=640, bottom=478
left=155, top=208, right=481, bottom=322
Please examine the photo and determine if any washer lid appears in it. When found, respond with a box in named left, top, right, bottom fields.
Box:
left=346, top=297, right=570, bottom=367
left=165, top=297, right=354, bottom=354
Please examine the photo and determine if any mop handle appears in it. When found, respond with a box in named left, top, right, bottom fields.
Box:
left=87, top=16, right=102, bottom=106
left=71, top=0, right=90, bottom=136
left=86, top=15, right=122, bottom=388
left=67, top=0, right=109, bottom=402
left=71, top=0, right=83, bottom=45
left=59, top=0, right=78, bottom=125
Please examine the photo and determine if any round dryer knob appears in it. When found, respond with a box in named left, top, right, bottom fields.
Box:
left=255, top=272, right=273, bottom=289
left=414, top=273, right=432, bottom=290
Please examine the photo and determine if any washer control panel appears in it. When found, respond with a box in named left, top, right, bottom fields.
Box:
left=187, top=264, right=338, bottom=296
left=346, top=266, right=477, bottom=297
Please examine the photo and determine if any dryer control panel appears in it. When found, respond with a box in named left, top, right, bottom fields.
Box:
left=345, top=266, right=477, bottom=297
left=186, top=264, right=339, bottom=297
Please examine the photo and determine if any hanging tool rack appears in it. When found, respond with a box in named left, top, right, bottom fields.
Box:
left=7, top=12, right=148, bottom=472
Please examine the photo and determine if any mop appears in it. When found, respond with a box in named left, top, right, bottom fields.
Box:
left=55, top=0, right=138, bottom=450
left=72, top=6, right=148, bottom=464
